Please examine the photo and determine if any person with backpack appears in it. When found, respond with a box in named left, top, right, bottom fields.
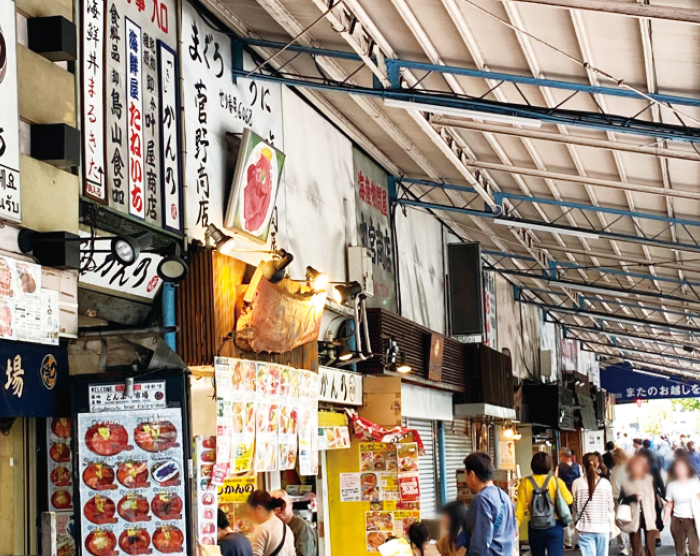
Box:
left=557, top=448, right=584, bottom=550
left=516, top=452, right=574, bottom=556
left=571, top=453, right=615, bottom=556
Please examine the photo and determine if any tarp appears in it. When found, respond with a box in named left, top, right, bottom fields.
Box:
left=601, top=362, right=700, bottom=403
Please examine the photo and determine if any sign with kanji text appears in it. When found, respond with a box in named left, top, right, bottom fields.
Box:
left=0, top=339, right=69, bottom=417
left=601, top=362, right=700, bottom=403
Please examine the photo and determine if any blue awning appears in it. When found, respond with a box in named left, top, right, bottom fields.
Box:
left=0, top=339, right=69, bottom=417
left=601, top=361, right=700, bottom=403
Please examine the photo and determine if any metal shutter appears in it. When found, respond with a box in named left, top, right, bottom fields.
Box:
left=444, top=418, right=473, bottom=503
left=405, top=418, right=438, bottom=518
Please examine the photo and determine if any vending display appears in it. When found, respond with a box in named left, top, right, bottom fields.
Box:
left=76, top=409, right=188, bottom=556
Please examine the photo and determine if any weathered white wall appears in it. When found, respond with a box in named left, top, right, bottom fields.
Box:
left=395, top=206, right=445, bottom=333
left=282, top=88, right=356, bottom=284
left=496, top=273, right=540, bottom=379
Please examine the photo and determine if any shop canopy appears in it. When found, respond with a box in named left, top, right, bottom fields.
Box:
left=601, top=362, right=700, bottom=404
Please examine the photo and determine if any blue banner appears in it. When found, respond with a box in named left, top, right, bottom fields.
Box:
left=601, top=362, right=700, bottom=403
left=0, top=339, right=69, bottom=417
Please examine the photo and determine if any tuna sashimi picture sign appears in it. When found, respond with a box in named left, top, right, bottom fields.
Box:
left=225, top=129, right=285, bottom=243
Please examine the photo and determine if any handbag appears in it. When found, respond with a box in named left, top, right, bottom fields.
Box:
left=616, top=504, right=632, bottom=523
left=554, top=476, right=573, bottom=526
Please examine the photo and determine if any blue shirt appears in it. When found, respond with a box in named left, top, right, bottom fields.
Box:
left=465, top=485, right=517, bottom=556
left=689, top=452, right=700, bottom=474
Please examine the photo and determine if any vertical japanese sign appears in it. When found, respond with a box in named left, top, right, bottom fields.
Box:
left=126, top=18, right=145, bottom=219
left=483, top=271, right=497, bottom=348
left=181, top=1, right=283, bottom=242
left=0, top=0, right=20, bottom=222
left=158, top=43, right=183, bottom=232
left=353, top=148, right=396, bottom=311
left=82, top=0, right=106, bottom=202
left=85, top=0, right=180, bottom=231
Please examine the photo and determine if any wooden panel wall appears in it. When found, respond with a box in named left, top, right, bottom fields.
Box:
left=176, top=250, right=318, bottom=371
left=357, top=308, right=467, bottom=390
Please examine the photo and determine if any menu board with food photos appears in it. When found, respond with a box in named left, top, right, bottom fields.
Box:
left=48, top=417, right=74, bottom=511
left=297, top=370, right=319, bottom=476
left=230, top=359, right=257, bottom=474
left=194, top=436, right=218, bottom=547
left=76, top=408, right=188, bottom=556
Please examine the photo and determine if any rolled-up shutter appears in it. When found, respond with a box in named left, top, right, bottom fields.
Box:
left=444, top=418, right=473, bottom=503
left=405, top=418, right=438, bottom=518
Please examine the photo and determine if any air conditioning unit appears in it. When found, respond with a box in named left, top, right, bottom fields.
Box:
left=348, top=246, right=373, bottom=296
left=539, top=349, right=553, bottom=378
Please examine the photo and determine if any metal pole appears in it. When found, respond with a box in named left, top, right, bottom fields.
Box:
left=437, top=421, right=448, bottom=506
left=162, top=283, right=177, bottom=350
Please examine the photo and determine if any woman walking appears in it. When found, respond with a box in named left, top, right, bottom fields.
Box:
left=619, top=455, right=659, bottom=556
left=663, top=456, right=700, bottom=556
left=246, top=490, right=296, bottom=556
left=515, top=452, right=573, bottom=556
left=611, top=448, right=631, bottom=556
left=572, top=453, right=615, bottom=556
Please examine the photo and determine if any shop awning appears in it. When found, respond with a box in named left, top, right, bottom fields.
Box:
left=453, top=402, right=516, bottom=421
left=0, top=339, right=69, bottom=417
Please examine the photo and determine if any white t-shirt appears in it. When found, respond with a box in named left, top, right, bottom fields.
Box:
left=251, top=516, right=296, bottom=556
left=666, top=478, right=700, bottom=518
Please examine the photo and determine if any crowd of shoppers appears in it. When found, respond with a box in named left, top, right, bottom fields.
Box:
left=208, top=440, right=700, bottom=556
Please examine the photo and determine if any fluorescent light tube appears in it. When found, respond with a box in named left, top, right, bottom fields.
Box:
left=548, top=280, right=631, bottom=298
left=384, top=98, right=543, bottom=128
left=630, top=368, right=670, bottom=380
left=492, top=218, right=600, bottom=240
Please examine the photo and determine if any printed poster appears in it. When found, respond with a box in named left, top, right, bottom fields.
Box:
left=339, top=473, right=361, bottom=502
left=255, top=362, right=278, bottom=472
left=278, top=366, right=299, bottom=470
left=218, top=474, right=257, bottom=540
left=360, top=443, right=399, bottom=472
left=194, top=435, right=217, bottom=547
left=318, top=426, right=351, bottom=450
left=397, top=443, right=420, bottom=503
left=230, top=359, right=257, bottom=474
left=366, top=511, right=394, bottom=552
left=214, top=358, right=233, bottom=480
left=298, top=370, right=319, bottom=476
left=76, top=408, right=188, bottom=556
left=47, top=417, right=74, bottom=512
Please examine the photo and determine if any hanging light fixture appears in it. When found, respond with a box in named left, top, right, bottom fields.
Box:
left=330, top=281, right=363, bottom=304
left=306, top=266, right=330, bottom=291
left=260, top=249, right=294, bottom=284
left=396, top=353, right=412, bottom=374
left=156, top=243, right=188, bottom=283
left=503, top=425, right=515, bottom=439
left=204, top=223, right=236, bottom=254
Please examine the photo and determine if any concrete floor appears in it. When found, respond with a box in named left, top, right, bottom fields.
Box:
left=568, top=527, right=676, bottom=556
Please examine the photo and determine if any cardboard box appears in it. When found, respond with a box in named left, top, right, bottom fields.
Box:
left=358, top=376, right=402, bottom=427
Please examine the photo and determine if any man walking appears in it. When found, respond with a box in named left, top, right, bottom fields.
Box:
left=556, top=448, right=583, bottom=550
left=271, top=490, right=318, bottom=556
left=463, top=452, right=517, bottom=556
left=602, top=441, right=615, bottom=471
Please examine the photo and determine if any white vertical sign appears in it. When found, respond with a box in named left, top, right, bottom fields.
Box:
left=82, top=0, right=106, bottom=202
left=159, top=42, right=182, bottom=232
left=126, top=18, right=145, bottom=219
left=0, top=0, right=20, bottom=222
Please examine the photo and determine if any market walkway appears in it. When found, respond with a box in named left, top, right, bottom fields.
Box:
left=558, top=528, right=675, bottom=556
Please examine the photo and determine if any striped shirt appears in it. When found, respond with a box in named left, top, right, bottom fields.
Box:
left=571, top=476, right=615, bottom=533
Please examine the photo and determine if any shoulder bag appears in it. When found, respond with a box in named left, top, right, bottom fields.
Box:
left=269, top=520, right=288, bottom=556
left=554, top=476, right=573, bottom=526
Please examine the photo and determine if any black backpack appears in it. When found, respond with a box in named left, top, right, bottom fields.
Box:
left=528, top=475, right=556, bottom=530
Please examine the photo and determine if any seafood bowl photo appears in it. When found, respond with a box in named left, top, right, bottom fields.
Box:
left=152, top=526, right=184, bottom=554
left=83, top=495, right=117, bottom=525
left=133, top=422, right=178, bottom=453
left=84, top=424, right=130, bottom=457
left=85, top=530, right=117, bottom=556
left=119, top=528, right=152, bottom=556
left=116, top=461, right=149, bottom=489
left=83, top=462, right=116, bottom=490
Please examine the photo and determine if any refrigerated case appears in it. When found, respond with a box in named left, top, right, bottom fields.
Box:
left=70, top=369, right=193, bottom=556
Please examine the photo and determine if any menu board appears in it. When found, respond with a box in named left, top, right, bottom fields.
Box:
left=230, top=359, right=256, bottom=473
left=359, top=443, right=398, bottom=473
left=298, top=370, right=319, bottom=476
left=277, top=366, right=298, bottom=470
left=76, top=408, right=187, bottom=556
left=0, top=255, right=58, bottom=344
left=194, top=436, right=217, bottom=547
left=48, top=417, right=74, bottom=512
left=364, top=509, right=420, bottom=552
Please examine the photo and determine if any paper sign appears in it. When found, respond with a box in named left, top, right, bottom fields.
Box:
left=340, top=473, right=362, bottom=502
left=398, top=473, right=420, bottom=503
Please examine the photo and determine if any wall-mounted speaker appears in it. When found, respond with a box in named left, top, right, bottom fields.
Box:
left=447, top=242, right=484, bottom=337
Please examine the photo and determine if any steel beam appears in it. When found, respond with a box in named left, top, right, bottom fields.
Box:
left=574, top=337, right=700, bottom=366
left=498, top=0, right=700, bottom=25
left=229, top=69, right=700, bottom=144
left=520, top=297, right=700, bottom=336
left=385, top=59, right=700, bottom=109
left=429, top=117, right=700, bottom=163
left=468, top=160, right=700, bottom=201
left=561, top=322, right=697, bottom=350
